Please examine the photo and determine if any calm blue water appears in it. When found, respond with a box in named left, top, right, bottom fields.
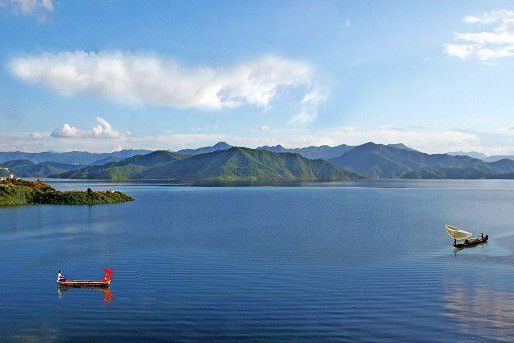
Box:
left=1, top=180, right=514, bottom=342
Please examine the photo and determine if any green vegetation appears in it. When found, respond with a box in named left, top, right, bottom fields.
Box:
left=61, top=147, right=359, bottom=183
left=1, top=159, right=82, bottom=178
left=143, top=147, right=357, bottom=183
left=0, top=179, right=133, bottom=206
left=329, top=142, right=514, bottom=179
left=61, top=150, right=186, bottom=181
left=10, top=142, right=514, bottom=182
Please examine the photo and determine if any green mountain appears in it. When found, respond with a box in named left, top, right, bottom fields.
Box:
left=61, top=147, right=357, bottom=183
left=487, top=172, right=514, bottom=179
left=257, top=144, right=355, bottom=160
left=329, top=142, right=511, bottom=178
left=61, top=150, right=186, bottom=180
left=1, top=160, right=82, bottom=177
left=182, top=142, right=418, bottom=160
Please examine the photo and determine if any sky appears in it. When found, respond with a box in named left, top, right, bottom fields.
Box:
left=1, top=0, right=514, bottom=154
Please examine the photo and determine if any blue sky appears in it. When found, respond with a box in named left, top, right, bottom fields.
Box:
left=1, top=0, right=514, bottom=154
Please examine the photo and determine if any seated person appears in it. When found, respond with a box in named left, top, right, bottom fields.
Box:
left=57, top=270, right=66, bottom=282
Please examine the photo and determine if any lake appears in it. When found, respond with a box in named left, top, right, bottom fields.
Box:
left=1, top=180, right=514, bottom=342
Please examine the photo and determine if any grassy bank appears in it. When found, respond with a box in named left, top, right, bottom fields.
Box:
left=0, top=179, right=133, bottom=206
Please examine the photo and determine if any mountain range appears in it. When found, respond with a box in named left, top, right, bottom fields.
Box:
left=178, top=141, right=416, bottom=160
left=0, top=149, right=150, bottom=165
left=329, top=143, right=514, bottom=178
left=1, top=160, right=82, bottom=178
left=3, top=141, right=514, bottom=181
left=257, top=144, right=354, bottom=160
left=61, top=147, right=355, bottom=183
left=59, top=151, right=185, bottom=181
left=447, top=151, right=514, bottom=163
left=177, top=141, right=232, bottom=156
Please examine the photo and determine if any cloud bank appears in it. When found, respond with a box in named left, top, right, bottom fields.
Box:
left=50, top=116, right=125, bottom=139
left=3, top=125, right=513, bottom=156
left=9, top=51, right=323, bottom=122
left=446, top=9, right=514, bottom=61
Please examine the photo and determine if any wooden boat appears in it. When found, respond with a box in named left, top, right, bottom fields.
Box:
left=453, top=234, right=488, bottom=248
left=58, top=268, right=112, bottom=288
left=446, top=224, right=489, bottom=249
left=58, top=280, right=111, bottom=287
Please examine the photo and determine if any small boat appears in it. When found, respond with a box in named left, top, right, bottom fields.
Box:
left=453, top=235, right=488, bottom=248
left=58, top=268, right=112, bottom=287
left=446, top=224, right=488, bottom=248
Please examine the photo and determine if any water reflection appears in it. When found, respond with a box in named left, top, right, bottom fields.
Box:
left=444, top=280, right=514, bottom=341
left=453, top=242, right=488, bottom=256
left=58, top=286, right=114, bottom=304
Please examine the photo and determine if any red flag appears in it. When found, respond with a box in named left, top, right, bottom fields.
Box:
left=103, top=268, right=113, bottom=282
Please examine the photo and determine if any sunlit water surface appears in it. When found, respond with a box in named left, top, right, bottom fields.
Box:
left=1, top=180, right=514, bottom=342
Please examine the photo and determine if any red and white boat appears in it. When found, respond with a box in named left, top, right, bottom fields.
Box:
left=58, top=268, right=113, bottom=287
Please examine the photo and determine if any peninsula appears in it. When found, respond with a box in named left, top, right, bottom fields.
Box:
left=0, top=178, right=133, bottom=206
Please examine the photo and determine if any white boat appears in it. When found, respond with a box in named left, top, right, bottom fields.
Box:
left=445, top=224, right=488, bottom=248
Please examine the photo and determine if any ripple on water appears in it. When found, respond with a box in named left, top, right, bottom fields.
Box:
left=2, top=183, right=514, bottom=342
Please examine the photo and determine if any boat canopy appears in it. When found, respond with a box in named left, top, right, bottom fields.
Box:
left=446, top=224, right=472, bottom=240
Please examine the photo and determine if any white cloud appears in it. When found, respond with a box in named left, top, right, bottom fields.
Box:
left=9, top=51, right=324, bottom=122
left=50, top=116, right=124, bottom=139
left=290, top=84, right=327, bottom=125
left=1, top=0, right=53, bottom=15
left=51, top=123, right=81, bottom=138
left=446, top=9, right=514, bottom=61
left=289, top=110, right=318, bottom=125
left=463, top=9, right=514, bottom=25
left=91, top=116, right=123, bottom=138
left=260, top=125, right=271, bottom=132
left=30, top=132, right=44, bottom=139
left=0, top=126, right=503, bottom=155
left=318, top=127, right=482, bottom=153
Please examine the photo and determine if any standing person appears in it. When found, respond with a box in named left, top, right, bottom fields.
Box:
left=57, top=270, right=65, bottom=282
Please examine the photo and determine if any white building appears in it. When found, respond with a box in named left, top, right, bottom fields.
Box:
left=0, top=167, right=14, bottom=181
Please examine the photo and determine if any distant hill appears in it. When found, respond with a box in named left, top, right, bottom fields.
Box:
left=0, top=149, right=151, bottom=165
left=1, top=160, right=82, bottom=178
left=447, top=151, right=488, bottom=160
left=484, top=155, right=514, bottom=163
left=8, top=142, right=514, bottom=180
left=177, top=141, right=231, bottom=156
left=447, top=151, right=514, bottom=163
left=488, top=158, right=514, bottom=172
left=387, top=143, right=417, bottom=152
left=329, top=142, right=513, bottom=178
left=61, top=150, right=185, bottom=181
left=487, top=172, right=514, bottom=179
left=257, top=144, right=354, bottom=160
left=60, top=147, right=358, bottom=183
left=177, top=141, right=356, bottom=160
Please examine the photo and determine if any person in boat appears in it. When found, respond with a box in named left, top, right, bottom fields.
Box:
left=57, top=270, right=65, bottom=282
left=481, top=233, right=484, bottom=239
left=464, top=239, right=469, bottom=245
